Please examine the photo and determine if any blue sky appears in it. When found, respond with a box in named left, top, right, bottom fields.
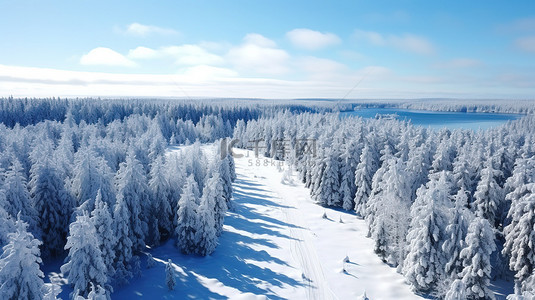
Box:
left=1, top=0, right=534, bottom=99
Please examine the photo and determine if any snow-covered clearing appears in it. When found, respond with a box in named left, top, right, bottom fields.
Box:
left=111, top=148, right=422, bottom=299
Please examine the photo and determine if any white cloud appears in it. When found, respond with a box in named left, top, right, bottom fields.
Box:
left=180, top=65, right=238, bottom=80
left=227, top=34, right=290, bottom=75
left=515, top=36, right=535, bottom=53
left=128, top=45, right=224, bottom=65
left=296, top=56, right=348, bottom=80
left=121, top=23, right=178, bottom=37
left=80, top=47, right=136, bottom=67
left=161, top=45, right=224, bottom=65
left=243, top=33, right=277, bottom=48
left=286, top=28, right=341, bottom=50
left=353, top=29, right=435, bottom=55
left=2, top=63, right=534, bottom=99
left=127, top=46, right=159, bottom=59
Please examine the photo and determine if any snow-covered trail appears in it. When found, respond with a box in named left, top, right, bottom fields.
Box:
left=234, top=153, right=335, bottom=300
left=228, top=149, right=423, bottom=300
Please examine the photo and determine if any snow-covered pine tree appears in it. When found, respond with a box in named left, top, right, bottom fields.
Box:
left=3, top=158, right=38, bottom=234
left=442, top=187, right=473, bottom=279
left=30, top=155, right=73, bottom=257
left=166, top=154, right=186, bottom=226
left=354, top=143, right=378, bottom=216
left=112, top=195, right=133, bottom=286
left=71, top=147, right=115, bottom=213
left=460, top=217, right=496, bottom=300
left=0, top=206, right=15, bottom=248
left=0, top=215, right=45, bottom=300
left=61, top=211, right=108, bottom=299
left=360, top=154, right=411, bottom=267
left=43, top=283, right=62, bottom=300
left=503, top=183, right=535, bottom=287
left=176, top=175, right=200, bottom=254
left=149, top=155, right=173, bottom=242
left=166, top=259, right=176, bottom=290
left=86, top=284, right=107, bottom=300
left=405, top=144, right=433, bottom=202
left=317, top=149, right=341, bottom=207
left=115, top=150, right=150, bottom=252
left=340, top=139, right=361, bottom=211
left=452, top=150, right=475, bottom=204
left=444, top=279, right=467, bottom=300
left=473, top=159, right=504, bottom=228
left=373, top=217, right=388, bottom=262
left=196, top=185, right=218, bottom=256
left=403, top=172, right=452, bottom=292
left=431, top=138, right=455, bottom=173
left=203, top=170, right=227, bottom=236
left=90, top=190, right=117, bottom=279
left=218, top=156, right=233, bottom=208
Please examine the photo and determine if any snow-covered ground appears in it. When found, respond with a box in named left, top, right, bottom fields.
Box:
left=45, top=146, right=512, bottom=299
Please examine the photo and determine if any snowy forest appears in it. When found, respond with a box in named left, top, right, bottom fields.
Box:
left=234, top=110, right=535, bottom=299
left=0, top=97, right=534, bottom=299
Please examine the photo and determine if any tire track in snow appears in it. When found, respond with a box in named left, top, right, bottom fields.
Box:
left=268, top=172, right=337, bottom=300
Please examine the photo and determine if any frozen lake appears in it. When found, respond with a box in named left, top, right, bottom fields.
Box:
left=341, top=108, right=523, bottom=130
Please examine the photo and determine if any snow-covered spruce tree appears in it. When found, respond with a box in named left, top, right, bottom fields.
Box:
left=405, top=144, right=433, bottom=202
left=520, top=271, right=535, bottom=298
left=112, top=195, right=133, bottom=286
left=317, top=149, right=341, bottom=207
left=166, top=259, right=176, bottom=290
left=165, top=154, right=186, bottom=226
left=149, top=155, right=173, bottom=242
left=203, top=170, right=227, bottom=236
left=442, top=187, right=473, bottom=280
left=71, top=147, right=115, bottom=213
left=373, top=217, right=388, bottom=261
left=0, top=206, right=15, bottom=248
left=444, top=279, right=467, bottom=300
left=115, top=150, right=150, bottom=252
left=366, top=155, right=412, bottom=268
left=75, top=283, right=107, bottom=300
left=218, top=156, right=233, bottom=208
left=3, top=158, right=38, bottom=234
left=364, top=144, right=394, bottom=234
left=90, top=190, right=117, bottom=279
left=473, top=159, right=504, bottom=227
left=196, top=184, right=218, bottom=256
left=460, top=217, right=496, bottom=300
left=503, top=183, right=535, bottom=287
left=354, top=143, right=378, bottom=217
left=403, top=172, right=452, bottom=293
left=61, top=211, right=108, bottom=299
left=43, top=283, right=61, bottom=300
left=431, top=138, right=455, bottom=173
left=340, top=139, right=361, bottom=211
left=452, top=150, right=475, bottom=204
left=176, top=175, right=200, bottom=254
left=30, top=155, right=73, bottom=257
left=0, top=215, right=44, bottom=300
